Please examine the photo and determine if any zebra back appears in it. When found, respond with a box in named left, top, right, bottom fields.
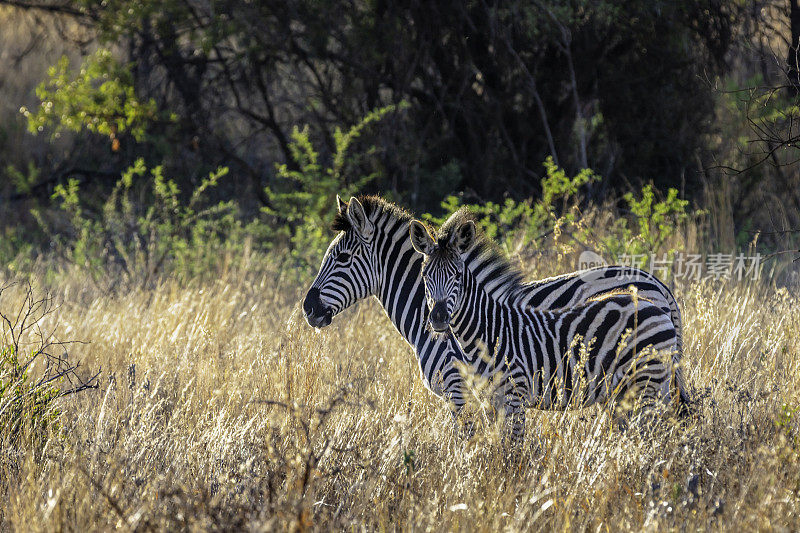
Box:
left=412, top=210, right=690, bottom=415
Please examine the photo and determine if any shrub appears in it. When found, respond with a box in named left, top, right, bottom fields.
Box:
left=43, top=159, right=238, bottom=287
left=424, top=158, right=698, bottom=272
left=426, top=157, right=598, bottom=254
left=263, top=103, right=406, bottom=266
left=592, top=184, right=699, bottom=266
left=21, top=49, right=162, bottom=146
left=0, top=284, right=98, bottom=456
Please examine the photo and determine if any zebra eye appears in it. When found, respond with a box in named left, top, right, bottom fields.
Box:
left=336, top=252, right=351, bottom=263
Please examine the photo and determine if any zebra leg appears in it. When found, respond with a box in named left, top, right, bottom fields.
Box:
left=632, top=375, right=674, bottom=429
left=449, top=409, right=477, bottom=439
left=505, top=406, right=526, bottom=448
left=435, top=359, right=478, bottom=439
left=491, top=392, right=525, bottom=454
left=609, top=383, right=655, bottom=432
left=444, top=377, right=476, bottom=439
left=501, top=404, right=526, bottom=466
left=611, top=373, right=672, bottom=433
left=607, top=350, right=673, bottom=431
left=417, top=337, right=475, bottom=437
left=610, top=403, right=630, bottom=432
left=606, top=374, right=638, bottom=432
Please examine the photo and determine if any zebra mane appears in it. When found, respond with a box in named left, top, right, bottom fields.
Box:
left=331, top=195, right=414, bottom=232
left=438, top=208, right=526, bottom=298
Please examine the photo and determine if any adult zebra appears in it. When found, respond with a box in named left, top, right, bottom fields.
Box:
left=304, top=195, right=469, bottom=414
left=303, top=196, right=686, bottom=434
left=408, top=210, right=690, bottom=439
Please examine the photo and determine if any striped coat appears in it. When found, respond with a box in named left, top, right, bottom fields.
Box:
left=410, top=210, right=689, bottom=437
left=304, top=196, right=686, bottom=435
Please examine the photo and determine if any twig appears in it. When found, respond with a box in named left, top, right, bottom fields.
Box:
left=761, top=249, right=800, bottom=262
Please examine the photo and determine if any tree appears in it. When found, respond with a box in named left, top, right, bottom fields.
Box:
left=1, top=0, right=733, bottom=212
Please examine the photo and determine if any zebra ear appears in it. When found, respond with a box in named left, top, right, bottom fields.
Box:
left=409, top=220, right=436, bottom=256
left=346, top=197, right=374, bottom=240
left=453, top=220, right=476, bottom=254
left=336, top=194, right=347, bottom=214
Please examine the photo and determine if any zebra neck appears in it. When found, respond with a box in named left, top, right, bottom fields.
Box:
left=373, top=219, right=428, bottom=345
left=451, top=266, right=501, bottom=351
left=464, top=252, right=520, bottom=305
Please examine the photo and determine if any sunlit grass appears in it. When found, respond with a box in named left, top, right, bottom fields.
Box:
left=1, top=263, right=799, bottom=530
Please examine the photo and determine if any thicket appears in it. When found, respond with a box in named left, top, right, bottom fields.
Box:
left=0, top=42, right=697, bottom=279
left=5, top=86, right=700, bottom=283
left=45, top=159, right=236, bottom=286
left=426, top=158, right=698, bottom=270
left=0, top=0, right=798, bottom=276
left=1, top=1, right=737, bottom=210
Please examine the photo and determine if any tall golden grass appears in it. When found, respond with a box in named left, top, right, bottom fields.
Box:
left=1, top=252, right=799, bottom=531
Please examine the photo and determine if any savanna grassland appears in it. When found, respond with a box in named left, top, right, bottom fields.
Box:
left=3, top=3, right=800, bottom=530
left=1, top=252, right=799, bottom=531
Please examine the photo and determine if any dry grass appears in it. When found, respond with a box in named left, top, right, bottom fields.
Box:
left=1, top=259, right=799, bottom=531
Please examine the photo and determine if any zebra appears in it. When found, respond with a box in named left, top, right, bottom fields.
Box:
left=303, top=195, right=469, bottom=415
left=408, top=209, right=691, bottom=440
left=303, top=196, right=686, bottom=435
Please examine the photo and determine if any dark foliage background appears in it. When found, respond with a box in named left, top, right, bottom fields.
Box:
left=1, top=0, right=799, bottom=264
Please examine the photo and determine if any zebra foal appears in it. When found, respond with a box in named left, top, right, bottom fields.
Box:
left=409, top=210, right=691, bottom=440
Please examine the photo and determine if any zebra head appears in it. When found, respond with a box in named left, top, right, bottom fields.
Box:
left=409, top=218, right=476, bottom=332
left=303, top=195, right=378, bottom=328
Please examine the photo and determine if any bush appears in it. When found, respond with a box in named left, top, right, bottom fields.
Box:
left=591, top=184, right=699, bottom=266
left=42, top=159, right=239, bottom=287
left=0, top=284, right=98, bottom=456
left=21, top=49, right=162, bottom=146
left=423, top=158, right=699, bottom=272
left=263, top=104, right=406, bottom=265
left=264, top=103, right=406, bottom=266
left=425, top=157, right=598, bottom=254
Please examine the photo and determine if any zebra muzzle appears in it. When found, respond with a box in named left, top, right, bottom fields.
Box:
left=303, top=288, right=333, bottom=328
left=429, top=301, right=450, bottom=332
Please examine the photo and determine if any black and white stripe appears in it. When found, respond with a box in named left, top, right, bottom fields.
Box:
left=303, top=196, right=468, bottom=411
left=305, top=197, right=687, bottom=436
left=409, top=210, right=690, bottom=440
